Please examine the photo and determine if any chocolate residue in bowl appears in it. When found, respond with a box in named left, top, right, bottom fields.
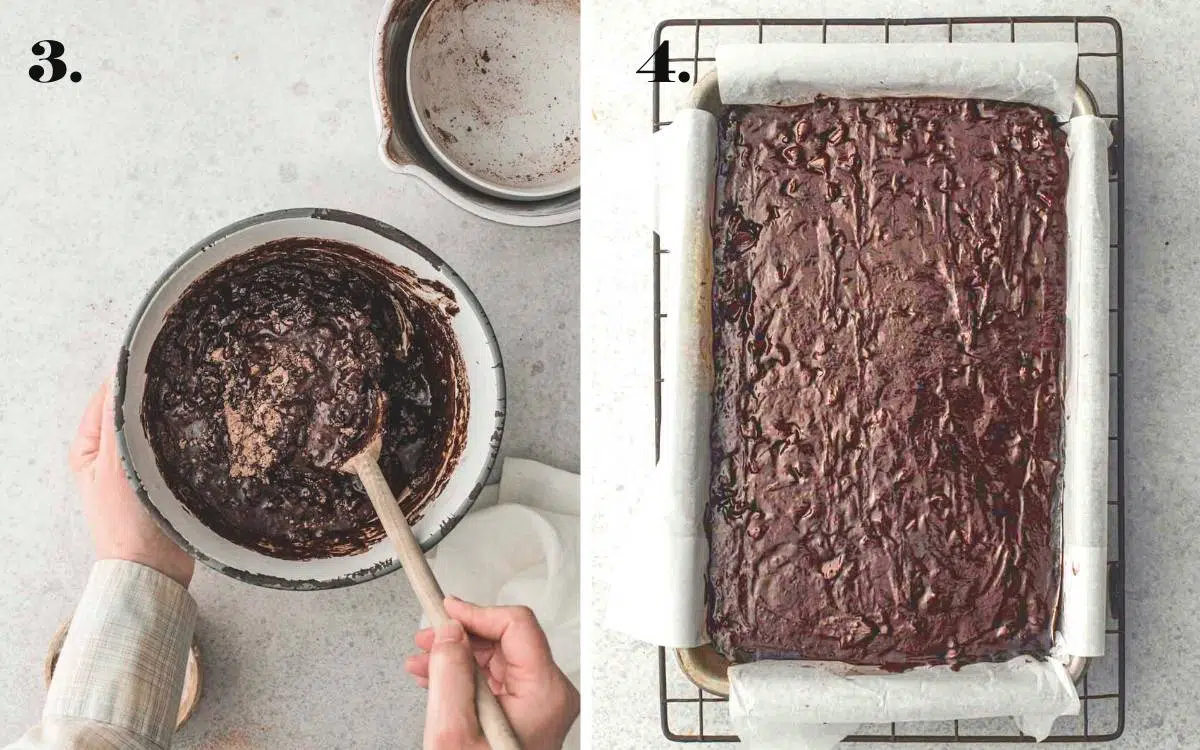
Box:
left=408, top=0, right=581, bottom=192
left=142, top=238, right=470, bottom=560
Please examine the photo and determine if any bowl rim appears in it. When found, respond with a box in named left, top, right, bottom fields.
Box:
left=113, top=207, right=507, bottom=590
left=404, top=0, right=581, bottom=202
left=370, top=0, right=581, bottom=225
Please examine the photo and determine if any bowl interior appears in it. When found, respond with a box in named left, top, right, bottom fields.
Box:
left=406, top=0, right=580, bottom=201
left=117, top=209, right=504, bottom=588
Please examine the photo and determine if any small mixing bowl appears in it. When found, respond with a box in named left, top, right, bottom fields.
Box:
left=371, top=0, right=580, bottom=225
left=406, top=0, right=580, bottom=201
left=115, top=208, right=505, bottom=590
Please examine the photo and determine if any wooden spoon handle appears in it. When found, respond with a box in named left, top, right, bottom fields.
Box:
left=354, top=456, right=446, bottom=615
left=352, top=457, right=523, bottom=750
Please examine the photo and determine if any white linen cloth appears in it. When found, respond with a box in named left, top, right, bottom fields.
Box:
left=427, top=458, right=580, bottom=750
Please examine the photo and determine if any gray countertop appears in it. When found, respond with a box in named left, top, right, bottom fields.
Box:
left=583, top=0, right=1199, bottom=748
left=0, top=2, right=578, bottom=748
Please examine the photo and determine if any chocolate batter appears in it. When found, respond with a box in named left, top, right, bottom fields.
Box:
left=142, top=239, right=469, bottom=560
left=706, top=98, right=1068, bottom=667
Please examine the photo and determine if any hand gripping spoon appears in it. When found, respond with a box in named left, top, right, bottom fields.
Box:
left=342, top=412, right=522, bottom=750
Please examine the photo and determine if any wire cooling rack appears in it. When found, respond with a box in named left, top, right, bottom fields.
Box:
left=650, top=16, right=1126, bottom=744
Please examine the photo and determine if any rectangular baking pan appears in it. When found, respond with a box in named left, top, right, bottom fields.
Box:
left=677, top=69, right=1098, bottom=697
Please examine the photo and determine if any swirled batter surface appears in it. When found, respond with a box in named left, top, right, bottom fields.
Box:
left=142, top=239, right=468, bottom=560
left=707, top=98, right=1068, bottom=667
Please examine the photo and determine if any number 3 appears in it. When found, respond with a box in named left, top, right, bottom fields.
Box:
left=29, top=40, right=67, bottom=83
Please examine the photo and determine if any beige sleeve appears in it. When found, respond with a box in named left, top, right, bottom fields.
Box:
left=6, top=560, right=198, bottom=750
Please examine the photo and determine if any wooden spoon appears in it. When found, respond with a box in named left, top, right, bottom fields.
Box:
left=342, top=435, right=522, bottom=750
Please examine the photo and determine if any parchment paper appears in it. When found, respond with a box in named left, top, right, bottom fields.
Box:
left=730, top=657, right=1080, bottom=749
left=717, top=42, right=1078, bottom=119
left=607, top=109, right=716, bottom=647
left=1061, top=115, right=1114, bottom=657
left=606, top=41, right=1111, bottom=746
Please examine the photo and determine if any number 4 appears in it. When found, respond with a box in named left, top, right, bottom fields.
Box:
left=637, top=41, right=691, bottom=84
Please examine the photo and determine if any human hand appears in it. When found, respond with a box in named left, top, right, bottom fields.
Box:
left=407, top=597, right=579, bottom=750
left=68, top=381, right=195, bottom=588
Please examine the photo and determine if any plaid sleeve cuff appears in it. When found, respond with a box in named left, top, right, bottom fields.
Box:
left=45, top=560, right=197, bottom=750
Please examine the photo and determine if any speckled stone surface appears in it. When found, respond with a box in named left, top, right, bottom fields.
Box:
left=584, top=0, right=1197, bottom=748
left=0, top=2, right=578, bottom=748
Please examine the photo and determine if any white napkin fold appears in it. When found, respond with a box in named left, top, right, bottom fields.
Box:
left=426, top=457, right=580, bottom=749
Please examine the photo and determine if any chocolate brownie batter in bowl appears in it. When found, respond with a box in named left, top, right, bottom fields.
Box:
left=115, top=208, right=504, bottom=589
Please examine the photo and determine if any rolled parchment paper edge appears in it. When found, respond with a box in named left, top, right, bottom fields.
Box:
left=728, top=657, right=1080, bottom=744
left=1061, top=115, right=1113, bottom=656
left=715, top=42, right=1079, bottom=118
left=606, top=110, right=717, bottom=648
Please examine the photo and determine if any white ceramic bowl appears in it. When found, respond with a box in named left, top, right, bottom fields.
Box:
left=115, top=208, right=505, bottom=589
left=406, top=0, right=581, bottom=201
left=371, top=0, right=580, bottom=225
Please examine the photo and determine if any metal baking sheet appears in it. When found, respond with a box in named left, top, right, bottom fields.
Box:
left=678, top=71, right=1100, bottom=698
